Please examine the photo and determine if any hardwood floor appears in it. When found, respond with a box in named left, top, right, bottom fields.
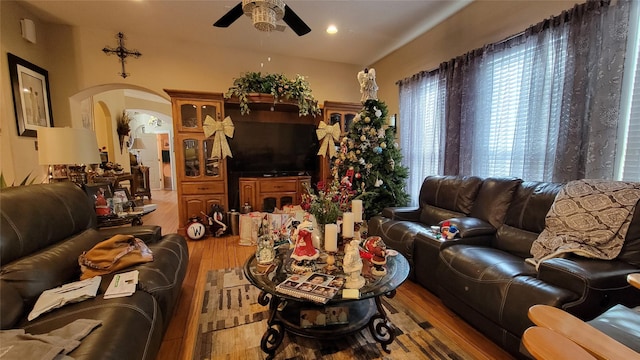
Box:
left=144, top=190, right=514, bottom=360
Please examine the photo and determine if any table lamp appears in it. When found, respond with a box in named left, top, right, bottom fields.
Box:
left=130, top=137, right=146, bottom=165
left=37, top=127, right=101, bottom=183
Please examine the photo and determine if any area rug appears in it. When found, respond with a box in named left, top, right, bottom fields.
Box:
left=193, top=268, right=472, bottom=360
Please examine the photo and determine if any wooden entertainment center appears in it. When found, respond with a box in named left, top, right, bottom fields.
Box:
left=165, top=89, right=360, bottom=235
left=239, top=175, right=311, bottom=213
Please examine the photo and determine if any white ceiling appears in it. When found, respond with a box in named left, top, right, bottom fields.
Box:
left=19, top=0, right=472, bottom=66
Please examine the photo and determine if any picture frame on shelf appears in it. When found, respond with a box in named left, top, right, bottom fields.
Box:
left=7, top=53, right=54, bottom=137
left=51, top=165, right=69, bottom=180
left=113, top=187, right=132, bottom=201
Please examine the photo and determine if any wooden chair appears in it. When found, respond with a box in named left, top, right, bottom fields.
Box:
left=526, top=304, right=640, bottom=359
left=522, top=326, right=596, bottom=360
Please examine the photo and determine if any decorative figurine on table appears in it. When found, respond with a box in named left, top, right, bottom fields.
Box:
left=256, top=214, right=275, bottom=267
left=290, top=219, right=319, bottom=273
left=342, top=239, right=366, bottom=289
left=446, top=225, right=459, bottom=240
left=440, top=220, right=451, bottom=239
left=364, top=236, right=387, bottom=276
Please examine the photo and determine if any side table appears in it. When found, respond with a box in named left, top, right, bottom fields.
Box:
left=97, top=209, right=155, bottom=228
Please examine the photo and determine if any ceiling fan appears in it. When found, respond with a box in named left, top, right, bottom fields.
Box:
left=213, top=0, right=311, bottom=36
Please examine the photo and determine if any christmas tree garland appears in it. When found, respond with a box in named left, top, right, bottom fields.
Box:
left=332, top=99, right=409, bottom=219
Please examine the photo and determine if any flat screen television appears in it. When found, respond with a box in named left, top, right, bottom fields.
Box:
left=226, top=120, right=319, bottom=210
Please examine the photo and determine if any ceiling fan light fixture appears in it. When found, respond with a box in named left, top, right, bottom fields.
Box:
left=242, top=0, right=285, bottom=32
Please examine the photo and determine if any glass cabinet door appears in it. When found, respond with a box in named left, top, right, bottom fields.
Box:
left=178, top=101, right=221, bottom=131
left=180, top=104, right=198, bottom=129
left=182, top=138, right=200, bottom=177
left=203, top=138, right=221, bottom=178
left=201, top=104, right=218, bottom=123
left=344, top=113, right=356, bottom=133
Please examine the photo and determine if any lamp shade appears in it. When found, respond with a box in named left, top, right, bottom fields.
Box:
left=37, top=127, right=101, bottom=165
left=130, top=137, right=146, bottom=150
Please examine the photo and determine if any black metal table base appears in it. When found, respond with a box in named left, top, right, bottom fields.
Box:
left=258, top=289, right=398, bottom=359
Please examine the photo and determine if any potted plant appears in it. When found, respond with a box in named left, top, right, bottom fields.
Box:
left=225, top=72, right=321, bottom=117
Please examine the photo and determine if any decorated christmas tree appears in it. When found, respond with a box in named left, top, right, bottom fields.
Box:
left=331, top=69, right=409, bottom=219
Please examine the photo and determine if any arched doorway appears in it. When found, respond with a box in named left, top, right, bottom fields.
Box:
left=68, top=84, right=175, bottom=191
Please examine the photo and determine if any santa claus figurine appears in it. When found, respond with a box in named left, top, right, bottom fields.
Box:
left=364, top=236, right=388, bottom=276
left=290, top=219, right=319, bottom=273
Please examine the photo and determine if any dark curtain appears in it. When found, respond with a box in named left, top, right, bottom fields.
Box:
left=441, top=0, right=630, bottom=181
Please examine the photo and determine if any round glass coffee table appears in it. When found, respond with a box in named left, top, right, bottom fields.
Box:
left=243, top=245, right=410, bottom=359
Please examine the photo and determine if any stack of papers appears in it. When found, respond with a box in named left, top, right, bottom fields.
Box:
left=28, top=276, right=102, bottom=321
left=104, top=270, right=139, bottom=299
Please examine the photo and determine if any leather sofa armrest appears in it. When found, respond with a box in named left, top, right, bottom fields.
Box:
left=445, top=217, right=497, bottom=238
left=98, top=225, right=162, bottom=244
left=438, top=235, right=494, bottom=251
left=382, top=207, right=420, bottom=221
left=537, top=257, right=638, bottom=298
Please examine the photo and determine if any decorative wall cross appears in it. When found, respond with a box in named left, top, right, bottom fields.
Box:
left=102, top=32, right=142, bottom=78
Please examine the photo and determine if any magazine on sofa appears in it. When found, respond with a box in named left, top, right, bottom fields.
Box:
left=275, top=272, right=345, bottom=304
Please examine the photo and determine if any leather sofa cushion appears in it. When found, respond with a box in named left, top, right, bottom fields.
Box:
left=20, top=291, right=163, bottom=360
left=470, top=177, right=522, bottom=229
left=619, top=200, right=640, bottom=267
left=447, top=217, right=496, bottom=238
left=418, top=175, right=483, bottom=225
left=134, top=234, right=188, bottom=320
left=494, top=224, right=540, bottom=259
left=503, top=182, right=563, bottom=234
left=0, top=229, right=103, bottom=314
left=438, top=245, right=537, bottom=321
left=0, top=280, right=23, bottom=329
left=369, top=218, right=430, bottom=261
left=1, top=183, right=96, bottom=265
left=500, top=276, right=578, bottom=336
left=493, top=181, right=563, bottom=257
left=588, top=304, right=640, bottom=352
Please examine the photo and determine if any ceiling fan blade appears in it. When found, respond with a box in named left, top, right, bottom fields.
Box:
left=213, top=2, right=243, bottom=28
left=282, top=5, right=311, bottom=36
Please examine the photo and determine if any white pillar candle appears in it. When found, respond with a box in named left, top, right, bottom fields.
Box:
left=352, top=200, right=363, bottom=223
left=389, top=114, right=396, bottom=127
left=342, top=212, right=355, bottom=238
left=324, top=224, right=338, bottom=252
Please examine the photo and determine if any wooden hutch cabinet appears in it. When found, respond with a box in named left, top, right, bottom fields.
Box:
left=318, top=101, right=362, bottom=183
left=165, top=89, right=228, bottom=235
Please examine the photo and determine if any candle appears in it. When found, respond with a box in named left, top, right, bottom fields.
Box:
left=389, top=114, right=396, bottom=127
left=342, top=212, right=354, bottom=238
left=325, top=224, right=338, bottom=252
left=352, top=200, right=363, bottom=223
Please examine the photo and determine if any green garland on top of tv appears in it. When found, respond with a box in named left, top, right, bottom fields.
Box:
left=225, top=72, right=321, bottom=117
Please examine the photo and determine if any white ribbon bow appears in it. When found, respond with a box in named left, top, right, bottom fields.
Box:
left=203, top=115, right=234, bottom=159
left=316, top=121, right=341, bottom=158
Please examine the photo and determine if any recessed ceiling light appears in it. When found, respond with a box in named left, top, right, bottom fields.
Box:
left=326, top=25, right=338, bottom=34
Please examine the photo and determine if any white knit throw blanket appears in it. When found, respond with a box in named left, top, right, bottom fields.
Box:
left=528, top=179, right=640, bottom=268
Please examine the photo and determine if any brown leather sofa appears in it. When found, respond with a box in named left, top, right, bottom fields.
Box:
left=0, top=182, right=188, bottom=360
left=368, top=175, right=640, bottom=357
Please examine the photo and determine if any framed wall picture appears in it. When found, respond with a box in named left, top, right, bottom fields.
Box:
left=7, top=53, right=54, bottom=137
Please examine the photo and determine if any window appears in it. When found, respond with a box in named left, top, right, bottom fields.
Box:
left=470, top=33, right=567, bottom=180
left=398, top=72, right=445, bottom=205
left=618, top=0, right=640, bottom=181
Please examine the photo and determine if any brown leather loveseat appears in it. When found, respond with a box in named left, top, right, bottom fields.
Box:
left=0, top=182, right=188, bottom=360
left=368, top=175, right=640, bottom=357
